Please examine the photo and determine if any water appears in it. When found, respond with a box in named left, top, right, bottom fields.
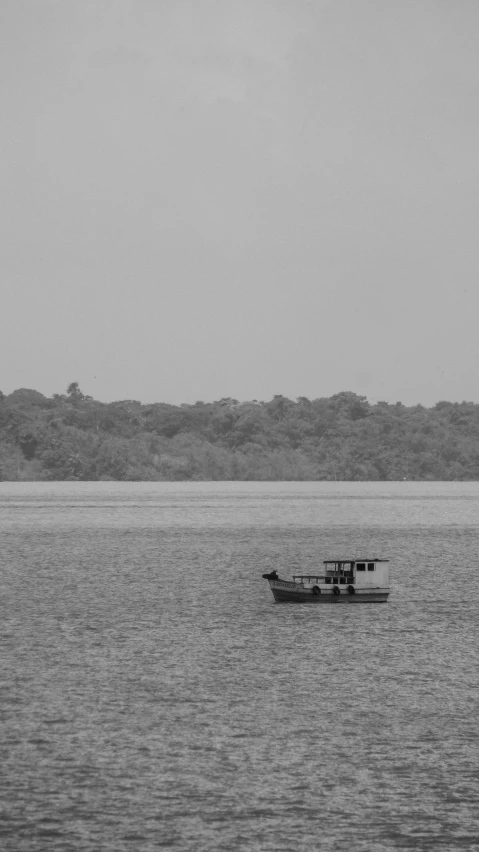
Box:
left=1, top=482, right=478, bottom=851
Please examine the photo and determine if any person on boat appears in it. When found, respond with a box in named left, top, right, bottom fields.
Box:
left=261, top=570, right=279, bottom=580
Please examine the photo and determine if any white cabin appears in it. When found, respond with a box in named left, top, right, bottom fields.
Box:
left=293, top=559, right=389, bottom=589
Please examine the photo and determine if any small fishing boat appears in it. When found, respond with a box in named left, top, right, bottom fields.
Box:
left=262, top=559, right=390, bottom=603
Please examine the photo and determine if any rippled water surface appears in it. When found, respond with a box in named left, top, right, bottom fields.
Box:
left=1, top=482, right=479, bottom=851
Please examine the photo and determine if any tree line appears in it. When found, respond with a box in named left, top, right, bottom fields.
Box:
left=1, top=384, right=479, bottom=481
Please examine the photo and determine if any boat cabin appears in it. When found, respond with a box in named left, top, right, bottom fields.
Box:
left=293, top=559, right=389, bottom=588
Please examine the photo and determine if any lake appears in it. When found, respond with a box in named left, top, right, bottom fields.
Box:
left=1, top=482, right=478, bottom=851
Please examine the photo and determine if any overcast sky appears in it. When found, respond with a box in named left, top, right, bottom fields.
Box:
left=1, top=0, right=478, bottom=406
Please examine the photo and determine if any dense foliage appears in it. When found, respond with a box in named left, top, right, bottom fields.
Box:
left=1, top=385, right=479, bottom=481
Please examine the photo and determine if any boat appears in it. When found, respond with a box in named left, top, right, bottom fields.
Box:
left=262, top=559, right=390, bottom=603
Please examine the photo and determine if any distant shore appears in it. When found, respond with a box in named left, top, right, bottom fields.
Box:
left=1, top=386, right=478, bottom=482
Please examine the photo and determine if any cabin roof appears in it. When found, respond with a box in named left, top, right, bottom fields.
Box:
left=322, top=559, right=389, bottom=564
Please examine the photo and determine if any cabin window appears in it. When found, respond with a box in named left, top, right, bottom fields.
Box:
left=367, top=563, right=375, bottom=571
left=356, top=563, right=366, bottom=571
left=339, top=578, right=346, bottom=584
left=325, top=577, right=331, bottom=584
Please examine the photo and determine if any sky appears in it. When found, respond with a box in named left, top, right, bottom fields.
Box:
left=1, top=0, right=479, bottom=407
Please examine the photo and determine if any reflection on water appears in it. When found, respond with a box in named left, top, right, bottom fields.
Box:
left=1, top=483, right=478, bottom=851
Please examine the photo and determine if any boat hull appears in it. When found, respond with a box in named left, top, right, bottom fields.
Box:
left=269, top=580, right=389, bottom=603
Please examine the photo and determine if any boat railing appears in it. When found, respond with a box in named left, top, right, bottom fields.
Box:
left=293, top=576, right=356, bottom=586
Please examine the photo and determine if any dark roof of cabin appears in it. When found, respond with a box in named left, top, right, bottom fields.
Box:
left=322, top=559, right=389, bottom=564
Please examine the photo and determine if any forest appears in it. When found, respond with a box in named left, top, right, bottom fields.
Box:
left=1, top=384, right=479, bottom=481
